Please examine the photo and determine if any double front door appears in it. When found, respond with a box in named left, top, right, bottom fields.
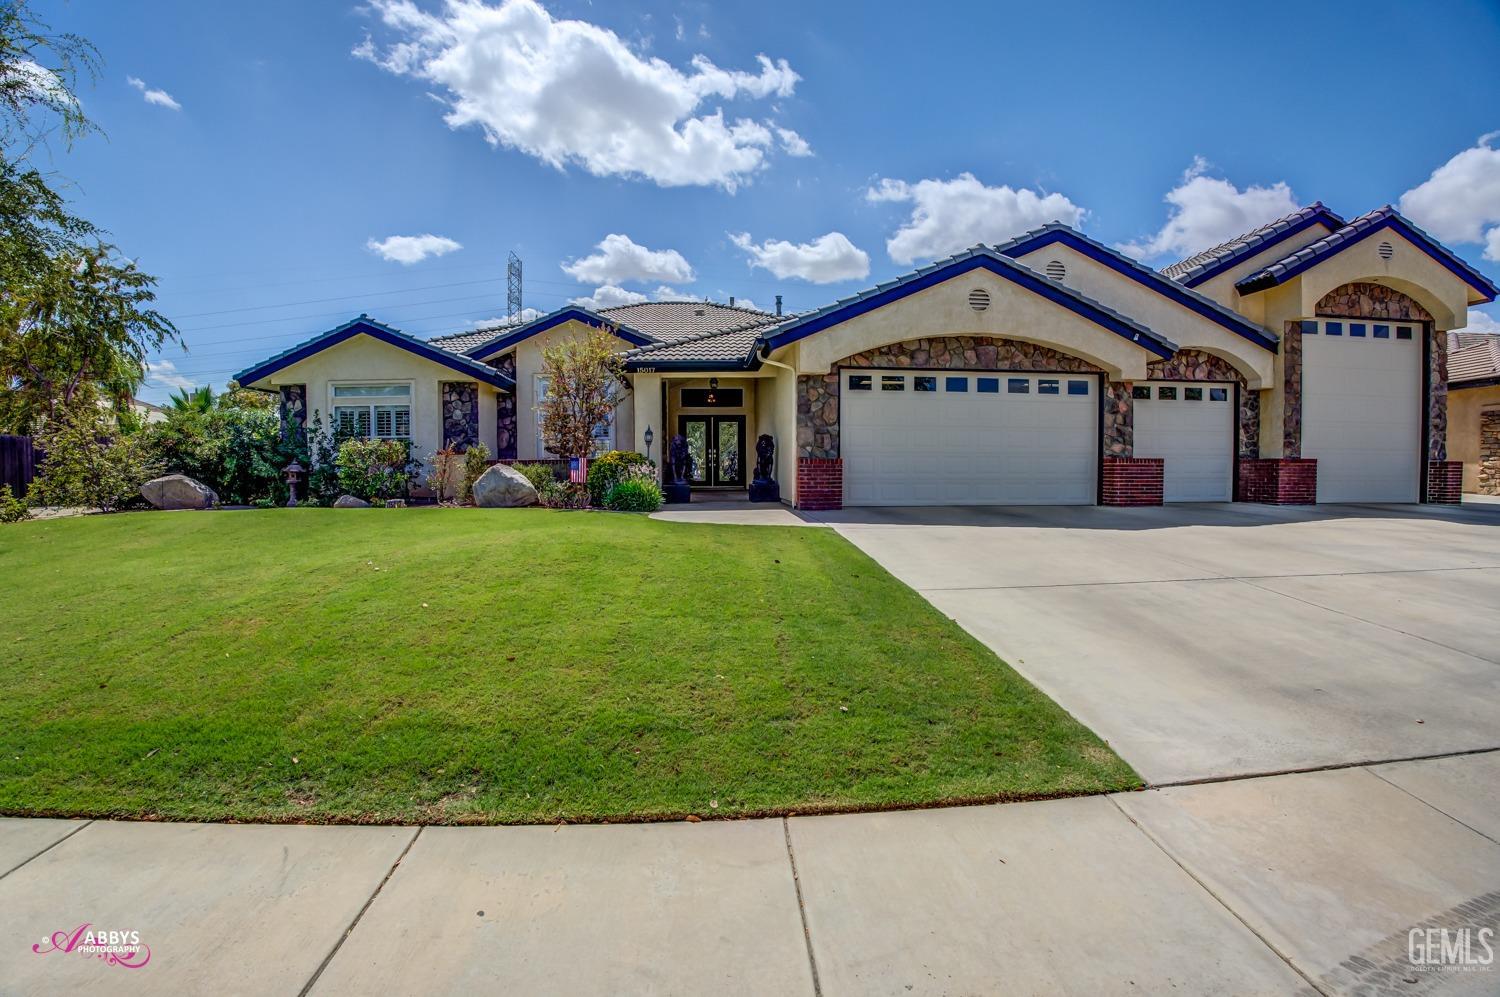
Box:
left=679, top=415, right=745, bottom=488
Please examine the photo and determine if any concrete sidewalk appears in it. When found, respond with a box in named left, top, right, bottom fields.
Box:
left=3, top=751, right=1497, bottom=995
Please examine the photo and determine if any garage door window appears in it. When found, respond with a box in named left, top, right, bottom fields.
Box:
left=1373, top=324, right=1390, bottom=339
left=1068, top=380, right=1090, bottom=395
left=1132, top=385, right=1151, bottom=399
left=1007, top=378, right=1029, bottom=394
left=848, top=374, right=872, bottom=391
left=1157, top=386, right=1177, bottom=400
left=1038, top=379, right=1060, bottom=395
left=978, top=378, right=999, bottom=393
left=881, top=376, right=905, bottom=391
left=914, top=376, right=937, bottom=392
left=945, top=377, right=967, bottom=392
left=1397, top=326, right=1413, bottom=340
left=1350, top=323, right=1366, bottom=337
left=1324, top=323, right=1341, bottom=336
left=1210, top=387, right=1228, bottom=401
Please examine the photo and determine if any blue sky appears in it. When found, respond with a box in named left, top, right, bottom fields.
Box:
left=30, top=0, right=1500, bottom=402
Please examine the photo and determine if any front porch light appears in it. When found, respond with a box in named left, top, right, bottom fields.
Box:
left=706, top=378, right=719, bottom=405
left=644, top=425, right=654, bottom=461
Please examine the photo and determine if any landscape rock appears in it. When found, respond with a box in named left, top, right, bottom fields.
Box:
left=333, top=495, right=370, bottom=508
left=140, top=474, right=218, bottom=510
left=471, top=463, right=538, bottom=508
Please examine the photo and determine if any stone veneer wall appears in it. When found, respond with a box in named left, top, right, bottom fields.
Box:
left=1281, top=321, right=1303, bottom=458
left=1147, top=349, right=1260, bottom=458
left=797, top=337, right=1104, bottom=459
left=495, top=354, right=517, bottom=460
left=278, top=384, right=307, bottom=445
left=1103, top=382, right=1131, bottom=457
left=1427, top=331, right=1448, bottom=462
left=1480, top=411, right=1500, bottom=496
left=441, top=381, right=480, bottom=451
left=1316, top=282, right=1433, bottom=322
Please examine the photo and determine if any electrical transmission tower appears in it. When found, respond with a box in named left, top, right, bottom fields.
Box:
left=506, top=251, right=523, bottom=324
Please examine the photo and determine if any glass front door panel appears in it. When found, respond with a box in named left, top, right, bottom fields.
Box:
left=716, top=419, right=742, bottom=486
left=682, top=418, right=709, bottom=485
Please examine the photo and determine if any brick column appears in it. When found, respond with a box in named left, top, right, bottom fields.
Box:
left=1236, top=458, right=1317, bottom=503
left=1425, top=460, right=1462, bottom=504
left=1100, top=456, right=1163, bottom=506
left=796, top=457, right=842, bottom=511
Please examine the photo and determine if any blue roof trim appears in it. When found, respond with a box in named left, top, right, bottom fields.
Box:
left=758, top=249, right=1178, bottom=359
left=463, top=307, right=656, bottom=359
left=234, top=316, right=516, bottom=391
left=1235, top=207, right=1499, bottom=302
left=1172, top=206, right=1346, bottom=288
left=996, top=225, right=1278, bottom=352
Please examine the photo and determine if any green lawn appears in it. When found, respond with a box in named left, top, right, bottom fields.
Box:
left=0, top=509, right=1137, bottom=824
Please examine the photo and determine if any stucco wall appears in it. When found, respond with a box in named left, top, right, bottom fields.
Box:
left=505, top=321, right=637, bottom=458
left=259, top=333, right=503, bottom=483
left=1448, top=383, right=1500, bottom=492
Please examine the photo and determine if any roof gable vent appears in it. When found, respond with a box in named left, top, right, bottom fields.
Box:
left=694, top=307, right=706, bottom=316
left=967, top=288, right=991, bottom=311
left=1045, top=260, right=1067, bottom=281
left=1377, top=240, right=1394, bottom=260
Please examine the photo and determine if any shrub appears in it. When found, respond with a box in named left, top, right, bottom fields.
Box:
left=587, top=450, right=649, bottom=507
left=605, top=476, right=662, bottom=512
left=426, top=442, right=462, bottom=504
left=511, top=461, right=560, bottom=493
left=461, top=442, right=491, bottom=504
left=29, top=405, right=163, bottom=512
left=147, top=403, right=286, bottom=505
left=335, top=438, right=415, bottom=502
left=0, top=484, right=29, bottom=523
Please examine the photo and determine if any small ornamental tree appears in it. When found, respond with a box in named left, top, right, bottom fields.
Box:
left=537, top=326, right=624, bottom=461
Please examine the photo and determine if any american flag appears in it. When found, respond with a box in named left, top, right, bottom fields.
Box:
left=568, top=457, right=589, bottom=483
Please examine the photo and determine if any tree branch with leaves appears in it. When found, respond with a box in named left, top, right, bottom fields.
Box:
left=537, top=326, right=625, bottom=459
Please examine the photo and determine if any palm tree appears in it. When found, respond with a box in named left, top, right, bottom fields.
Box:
left=167, top=385, right=215, bottom=413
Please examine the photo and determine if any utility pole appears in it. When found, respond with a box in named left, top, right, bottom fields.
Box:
left=507, top=251, right=523, bottom=323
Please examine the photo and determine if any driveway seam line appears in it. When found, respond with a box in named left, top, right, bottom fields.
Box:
left=1364, top=766, right=1500, bottom=847
left=781, top=817, right=824, bottom=997
left=298, top=825, right=423, bottom=997
left=0, top=819, right=94, bottom=882
left=1227, top=575, right=1500, bottom=666
left=1106, top=795, right=1333, bottom=996
left=913, top=564, right=1500, bottom=593
left=1149, top=745, right=1500, bottom=789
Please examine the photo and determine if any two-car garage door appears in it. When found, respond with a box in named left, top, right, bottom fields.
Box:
left=841, top=370, right=1097, bottom=505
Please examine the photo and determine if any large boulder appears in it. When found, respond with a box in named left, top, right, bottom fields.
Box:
left=333, top=494, right=371, bottom=508
left=141, top=474, right=218, bottom=510
left=471, top=463, right=538, bottom=508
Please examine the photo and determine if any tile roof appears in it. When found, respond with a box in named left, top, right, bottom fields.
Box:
left=758, top=244, right=1178, bottom=359
left=595, top=300, right=783, bottom=341
left=429, top=325, right=520, bottom=355
left=994, top=223, right=1277, bottom=349
left=619, top=321, right=776, bottom=368
left=1447, top=334, right=1500, bottom=385
left=1161, top=203, right=1346, bottom=286
left=1234, top=206, right=1500, bottom=301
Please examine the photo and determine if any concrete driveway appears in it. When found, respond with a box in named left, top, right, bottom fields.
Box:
left=820, top=501, right=1500, bottom=784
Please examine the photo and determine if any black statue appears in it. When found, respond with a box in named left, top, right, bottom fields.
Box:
left=749, top=433, right=780, bottom=503
left=664, top=434, right=692, bottom=504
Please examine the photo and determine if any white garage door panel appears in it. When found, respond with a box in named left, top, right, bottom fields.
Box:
left=841, top=371, right=1097, bottom=506
left=1134, top=381, right=1234, bottom=502
left=1302, top=326, right=1420, bottom=503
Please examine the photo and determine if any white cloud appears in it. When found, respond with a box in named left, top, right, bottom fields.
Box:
left=652, top=285, right=697, bottom=301
left=777, top=127, right=811, bottom=157
left=866, top=172, right=1086, bottom=265
left=366, top=233, right=463, bottom=264
left=728, top=296, right=759, bottom=311
left=146, top=359, right=195, bottom=391
left=5, top=60, right=76, bottom=110
left=1399, top=133, right=1500, bottom=246
left=570, top=284, right=649, bottom=309
left=126, top=76, right=181, bottom=111
left=561, top=233, right=695, bottom=285
left=356, top=0, right=800, bottom=190
left=1119, top=158, right=1299, bottom=261
left=1464, top=308, right=1500, bottom=334
left=730, top=231, right=869, bottom=283
left=468, top=308, right=542, bottom=328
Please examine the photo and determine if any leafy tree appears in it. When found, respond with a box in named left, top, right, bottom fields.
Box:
left=538, top=326, right=624, bottom=459
left=0, top=0, right=100, bottom=160
left=29, top=402, right=161, bottom=512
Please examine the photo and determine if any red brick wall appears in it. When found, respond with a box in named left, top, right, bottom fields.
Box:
left=1100, top=456, right=1163, bottom=506
left=796, top=457, right=843, bottom=511
left=1236, top=458, right=1317, bottom=504
left=1426, top=460, right=1462, bottom=504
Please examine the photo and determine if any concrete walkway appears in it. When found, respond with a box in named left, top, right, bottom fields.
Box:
left=3, top=751, right=1497, bottom=995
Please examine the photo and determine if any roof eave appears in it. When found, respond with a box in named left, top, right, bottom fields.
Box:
left=1174, top=207, right=1346, bottom=288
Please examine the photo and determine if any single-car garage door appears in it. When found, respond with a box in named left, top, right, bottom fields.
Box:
left=1133, top=381, right=1234, bottom=502
left=1302, top=320, right=1421, bottom=503
left=841, top=370, right=1098, bottom=505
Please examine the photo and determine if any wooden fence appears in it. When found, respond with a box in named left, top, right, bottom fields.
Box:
left=0, top=435, right=41, bottom=498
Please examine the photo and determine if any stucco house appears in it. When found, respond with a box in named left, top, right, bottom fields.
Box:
left=235, top=203, right=1497, bottom=509
left=1445, top=331, right=1500, bottom=495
